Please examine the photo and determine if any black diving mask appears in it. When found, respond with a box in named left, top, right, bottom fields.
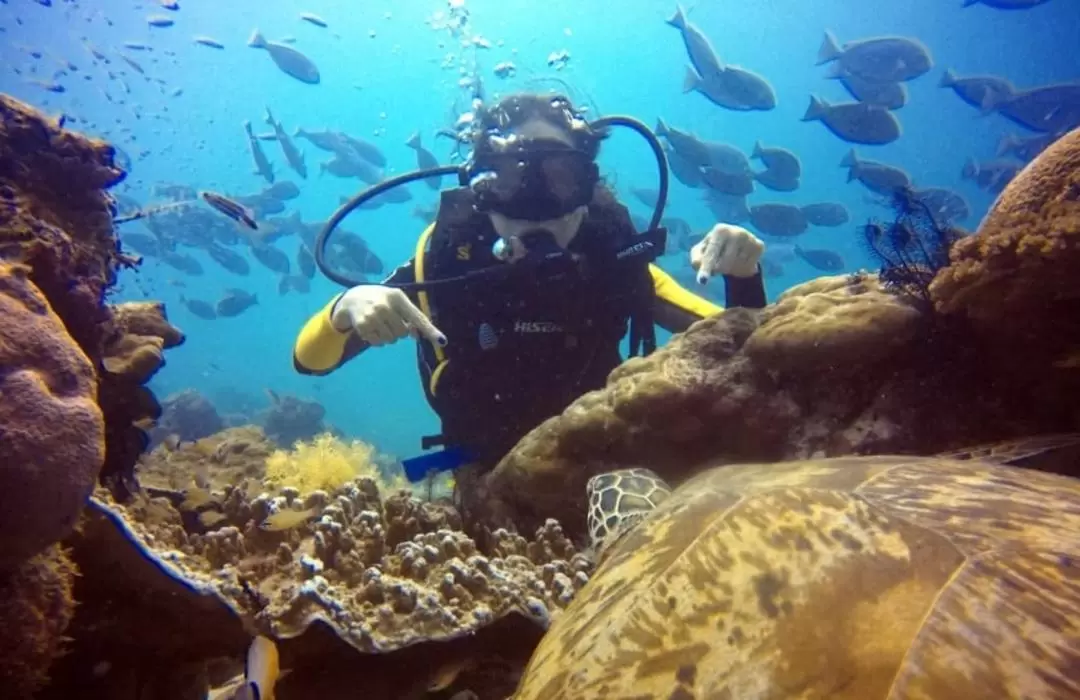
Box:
left=465, top=142, right=599, bottom=221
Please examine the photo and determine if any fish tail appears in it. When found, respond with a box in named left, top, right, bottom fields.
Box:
left=655, top=118, right=669, bottom=136
left=681, top=65, right=701, bottom=94
left=839, top=148, right=858, bottom=168
left=264, top=107, right=275, bottom=126
left=816, top=30, right=841, bottom=65
left=246, top=29, right=266, bottom=49
left=405, top=131, right=421, bottom=149
left=665, top=4, right=686, bottom=30
left=938, top=68, right=956, bottom=89
left=752, top=141, right=763, bottom=159
left=801, top=95, right=826, bottom=122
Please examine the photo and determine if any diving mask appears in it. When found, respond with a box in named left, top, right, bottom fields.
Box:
left=465, top=140, right=599, bottom=221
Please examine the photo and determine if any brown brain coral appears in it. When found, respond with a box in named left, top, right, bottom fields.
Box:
left=930, top=127, right=1080, bottom=325
left=0, top=263, right=105, bottom=572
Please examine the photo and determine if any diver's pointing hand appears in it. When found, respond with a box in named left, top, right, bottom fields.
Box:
left=332, top=286, right=447, bottom=348
left=690, top=223, right=765, bottom=284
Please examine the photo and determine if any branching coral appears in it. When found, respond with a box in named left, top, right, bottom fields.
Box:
left=263, top=432, right=407, bottom=495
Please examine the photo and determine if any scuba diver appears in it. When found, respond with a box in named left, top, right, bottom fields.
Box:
left=292, top=92, right=768, bottom=480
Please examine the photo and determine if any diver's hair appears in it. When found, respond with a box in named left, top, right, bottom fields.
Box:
left=472, top=92, right=609, bottom=159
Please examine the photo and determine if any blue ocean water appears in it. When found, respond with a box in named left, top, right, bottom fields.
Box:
left=1, top=0, right=1077, bottom=460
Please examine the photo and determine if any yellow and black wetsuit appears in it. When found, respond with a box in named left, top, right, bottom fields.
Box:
left=294, top=188, right=766, bottom=466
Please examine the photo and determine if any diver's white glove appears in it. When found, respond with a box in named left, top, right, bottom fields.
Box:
left=331, top=285, right=447, bottom=348
left=690, top=223, right=765, bottom=284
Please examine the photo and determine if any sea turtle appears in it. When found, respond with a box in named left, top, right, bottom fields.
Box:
left=513, top=438, right=1080, bottom=699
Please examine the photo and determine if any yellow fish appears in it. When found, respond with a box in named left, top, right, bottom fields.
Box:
left=234, top=636, right=280, bottom=700
left=258, top=507, right=319, bottom=532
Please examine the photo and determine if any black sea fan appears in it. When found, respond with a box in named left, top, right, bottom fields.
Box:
left=859, top=186, right=965, bottom=307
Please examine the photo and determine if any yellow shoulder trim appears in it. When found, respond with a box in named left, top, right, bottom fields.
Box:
left=649, top=264, right=723, bottom=318
left=293, top=294, right=350, bottom=373
left=413, top=223, right=445, bottom=363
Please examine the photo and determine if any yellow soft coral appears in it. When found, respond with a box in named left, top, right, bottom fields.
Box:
left=264, top=433, right=405, bottom=494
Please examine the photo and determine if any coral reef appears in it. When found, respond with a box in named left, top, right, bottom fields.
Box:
left=0, top=94, right=182, bottom=496
left=931, top=126, right=1080, bottom=327
left=0, top=544, right=78, bottom=699
left=262, top=391, right=332, bottom=448
left=482, top=268, right=1080, bottom=538
left=151, top=389, right=226, bottom=446
left=0, top=262, right=105, bottom=572
left=264, top=432, right=401, bottom=494
left=39, top=427, right=587, bottom=699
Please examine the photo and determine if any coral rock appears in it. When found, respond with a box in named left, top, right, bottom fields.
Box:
left=0, top=263, right=105, bottom=572
left=101, top=301, right=185, bottom=384
left=931, top=127, right=1080, bottom=327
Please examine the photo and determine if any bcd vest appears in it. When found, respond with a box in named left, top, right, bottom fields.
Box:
left=412, top=188, right=662, bottom=464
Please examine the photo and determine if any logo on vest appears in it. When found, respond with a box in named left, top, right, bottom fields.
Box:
left=617, top=240, right=653, bottom=260
left=478, top=322, right=499, bottom=350
left=514, top=320, right=563, bottom=334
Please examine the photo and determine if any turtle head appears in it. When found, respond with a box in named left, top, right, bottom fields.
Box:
left=586, top=467, right=672, bottom=561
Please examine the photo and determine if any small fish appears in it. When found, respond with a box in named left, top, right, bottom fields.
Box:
left=244, top=120, right=275, bottom=183
left=265, top=108, right=308, bottom=178
left=193, top=35, right=224, bottom=49
left=201, top=191, right=258, bottom=230
left=248, top=29, right=320, bottom=84
left=180, top=295, right=218, bottom=320
left=800, top=202, right=850, bottom=227
left=119, top=55, right=145, bottom=75
left=841, top=149, right=912, bottom=196
left=234, top=637, right=281, bottom=700
left=802, top=95, right=901, bottom=146
left=816, top=31, right=933, bottom=83
left=123, top=41, right=151, bottom=51
left=299, top=12, right=328, bottom=28
left=748, top=203, right=808, bottom=237
left=259, top=507, right=318, bottom=531
left=216, top=288, right=259, bottom=317
left=751, top=141, right=801, bottom=180
left=147, top=14, right=174, bottom=27
left=794, top=245, right=845, bottom=272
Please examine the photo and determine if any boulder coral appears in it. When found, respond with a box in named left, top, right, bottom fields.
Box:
left=44, top=428, right=588, bottom=699
left=0, top=263, right=105, bottom=573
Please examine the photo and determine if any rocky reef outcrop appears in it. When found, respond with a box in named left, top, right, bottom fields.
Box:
left=0, top=94, right=182, bottom=693
left=481, top=126, right=1080, bottom=539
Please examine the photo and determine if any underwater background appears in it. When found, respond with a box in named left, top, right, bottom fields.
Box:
left=1, top=0, right=1077, bottom=460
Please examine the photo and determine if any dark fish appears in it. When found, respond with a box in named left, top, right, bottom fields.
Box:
left=800, top=202, right=850, bottom=227
left=984, top=82, right=1080, bottom=134
left=339, top=133, right=387, bottom=168
left=266, top=108, right=307, bottom=178
left=664, top=143, right=703, bottom=188
left=910, top=187, right=970, bottom=223
left=701, top=168, right=754, bottom=196
left=180, top=296, right=217, bottom=320
left=201, top=191, right=258, bottom=230
left=320, top=154, right=382, bottom=183
left=297, top=244, right=316, bottom=279
left=704, top=141, right=751, bottom=175
left=121, top=232, right=161, bottom=257
left=194, top=36, right=225, bottom=49
left=630, top=187, right=660, bottom=208
left=265, top=181, right=300, bottom=200
left=120, top=55, right=145, bottom=74
left=803, top=96, right=901, bottom=145
left=247, top=29, right=320, bottom=84
left=337, top=233, right=382, bottom=274
left=683, top=64, right=777, bottom=112
left=277, top=275, right=311, bottom=294
left=752, top=169, right=799, bottom=192
left=294, top=127, right=346, bottom=152
left=751, top=142, right=801, bottom=180
left=161, top=251, right=204, bottom=275
left=841, top=149, right=912, bottom=196
left=249, top=242, right=291, bottom=274
left=817, top=31, right=932, bottom=83
left=244, top=121, right=275, bottom=184
left=655, top=118, right=710, bottom=166
left=216, top=289, right=258, bottom=317
left=704, top=191, right=749, bottom=224
left=749, top=203, right=808, bottom=237
left=996, top=131, right=1057, bottom=162
left=836, top=71, right=908, bottom=110
left=795, top=245, right=845, bottom=272
left=666, top=4, right=724, bottom=80
left=939, top=69, right=1014, bottom=110
left=205, top=242, right=252, bottom=275
left=299, top=12, right=328, bottom=27
left=406, top=132, right=442, bottom=190
left=961, top=158, right=1022, bottom=194
left=147, top=14, right=174, bottom=27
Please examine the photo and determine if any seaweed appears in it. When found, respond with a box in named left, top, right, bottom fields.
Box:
left=859, top=186, right=965, bottom=308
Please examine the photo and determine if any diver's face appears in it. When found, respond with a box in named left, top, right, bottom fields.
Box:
left=486, top=116, right=587, bottom=255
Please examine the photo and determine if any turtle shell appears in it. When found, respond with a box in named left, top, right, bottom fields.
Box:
left=513, top=455, right=1080, bottom=699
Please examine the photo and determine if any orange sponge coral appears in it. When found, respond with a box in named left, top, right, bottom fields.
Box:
left=0, top=263, right=105, bottom=572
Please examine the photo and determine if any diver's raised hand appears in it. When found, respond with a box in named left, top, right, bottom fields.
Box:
left=331, top=286, right=447, bottom=348
left=690, top=223, right=764, bottom=284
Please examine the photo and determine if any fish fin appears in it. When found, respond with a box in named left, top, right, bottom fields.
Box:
left=264, top=107, right=274, bottom=126
left=405, top=131, right=421, bottom=149
left=938, top=68, right=956, bottom=89
left=839, top=148, right=858, bottom=168
left=815, top=30, right=841, bottom=65
left=665, top=4, right=687, bottom=30
left=801, top=95, right=826, bottom=122
left=246, top=29, right=265, bottom=49
left=752, top=141, right=763, bottom=159
left=654, top=118, right=668, bottom=136
left=681, top=65, right=701, bottom=94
